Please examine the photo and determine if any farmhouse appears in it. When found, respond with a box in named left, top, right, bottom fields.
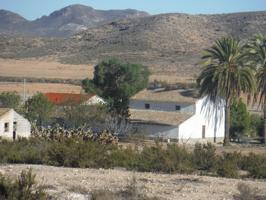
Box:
left=129, top=89, right=225, bottom=143
left=0, top=108, right=31, bottom=140
left=44, top=93, right=105, bottom=106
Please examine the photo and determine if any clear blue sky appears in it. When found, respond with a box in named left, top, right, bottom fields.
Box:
left=1, top=0, right=266, bottom=20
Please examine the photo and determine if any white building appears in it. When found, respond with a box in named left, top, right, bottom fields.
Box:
left=0, top=108, right=31, bottom=140
left=129, top=89, right=225, bottom=143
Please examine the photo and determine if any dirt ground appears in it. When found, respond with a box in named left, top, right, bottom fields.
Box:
left=0, top=164, right=265, bottom=200
left=0, top=82, right=82, bottom=95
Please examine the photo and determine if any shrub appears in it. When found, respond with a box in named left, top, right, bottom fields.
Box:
left=163, top=144, right=194, bottom=173
left=216, top=152, right=241, bottom=178
left=138, top=143, right=194, bottom=173
left=230, top=99, right=250, bottom=140
left=0, top=169, right=47, bottom=200
left=1, top=136, right=266, bottom=179
left=241, top=153, right=266, bottom=178
left=110, top=147, right=139, bottom=169
left=193, top=143, right=217, bottom=171
left=249, top=114, right=264, bottom=138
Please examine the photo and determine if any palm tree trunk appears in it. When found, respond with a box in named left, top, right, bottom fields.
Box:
left=224, top=102, right=231, bottom=146
left=263, top=102, right=266, bottom=143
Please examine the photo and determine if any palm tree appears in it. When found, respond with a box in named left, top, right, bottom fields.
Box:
left=197, top=37, right=255, bottom=146
left=246, top=35, right=266, bottom=143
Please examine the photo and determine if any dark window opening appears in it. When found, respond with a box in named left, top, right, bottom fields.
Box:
left=176, top=105, right=181, bottom=111
left=145, top=103, right=150, bottom=109
left=4, top=123, right=9, bottom=132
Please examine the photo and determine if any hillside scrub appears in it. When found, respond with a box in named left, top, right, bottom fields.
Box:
left=0, top=137, right=265, bottom=179
left=0, top=169, right=47, bottom=200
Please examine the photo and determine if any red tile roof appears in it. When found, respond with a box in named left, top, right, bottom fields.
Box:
left=44, top=93, right=95, bottom=106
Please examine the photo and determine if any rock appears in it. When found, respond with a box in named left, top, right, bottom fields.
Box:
left=64, top=193, right=92, bottom=200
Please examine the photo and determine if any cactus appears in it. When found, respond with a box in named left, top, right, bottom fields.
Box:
left=31, top=124, right=118, bottom=145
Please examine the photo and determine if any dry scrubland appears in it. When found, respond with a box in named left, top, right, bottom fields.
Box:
left=0, top=58, right=195, bottom=94
left=0, top=82, right=82, bottom=95
left=0, top=164, right=265, bottom=200
left=0, top=58, right=194, bottom=82
left=0, top=58, right=94, bottom=80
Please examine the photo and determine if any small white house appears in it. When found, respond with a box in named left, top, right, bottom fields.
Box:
left=0, top=108, right=31, bottom=140
left=129, top=89, right=225, bottom=143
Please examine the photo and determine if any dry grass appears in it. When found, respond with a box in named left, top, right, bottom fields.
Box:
left=0, top=58, right=194, bottom=84
left=0, top=58, right=94, bottom=80
left=0, top=82, right=82, bottom=95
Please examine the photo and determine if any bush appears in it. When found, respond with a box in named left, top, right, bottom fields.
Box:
left=46, top=139, right=117, bottom=168
left=249, top=114, right=264, bottom=138
left=0, top=169, right=47, bottom=200
left=1, top=136, right=266, bottom=179
left=138, top=143, right=194, bottom=173
left=230, top=99, right=250, bottom=139
left=193, top=143, right=217, bottom=171
left=241, top=153, right=266, bottom=178
left=216, top=152, right=241, bottom=178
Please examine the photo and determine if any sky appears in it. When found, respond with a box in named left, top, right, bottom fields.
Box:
left=1, top=0, right=266, bottom=20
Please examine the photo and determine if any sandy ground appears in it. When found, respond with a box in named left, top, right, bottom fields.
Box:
left=0, top=82, right=82, bottom=95
left=0, top=164, right=265, bottom=200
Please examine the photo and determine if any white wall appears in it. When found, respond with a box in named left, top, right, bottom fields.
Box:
left=132, top=123, right=179, bottom=139
left=0, top=109, right=31, bottom=139
left=14, top=111, right=31, bottom=138
left=84, top=95, right=105, bottom=105
left=178, top=97, right=225, bottom=143
left=129, top=100, right=195, bottom=113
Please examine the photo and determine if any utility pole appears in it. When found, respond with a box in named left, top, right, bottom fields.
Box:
left=23, top=77, right=26, bottom=103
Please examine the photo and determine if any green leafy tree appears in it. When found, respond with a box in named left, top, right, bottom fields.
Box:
left=24, top=93, right=54, bottom=126
left=82, top=59, right=150, bottom=117
left=247, top=35, right=266, bottom=143
left=197, top=37, right=255, bottom=146
left=230, top=98, right=250, bottom=139
left=250, top=114, right=263, bottom=137
left=0, top=92, right=21, bottom=109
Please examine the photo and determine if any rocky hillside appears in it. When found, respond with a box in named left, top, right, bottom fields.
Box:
left=1, top=11, right=266, bottom=76
left=0, top=4, right=149, bottom=37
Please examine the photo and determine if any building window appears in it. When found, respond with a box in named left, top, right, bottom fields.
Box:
left=175, top=105, right=181, bottom=111
left=202, top=125, right=206, bottom=139
left=4, top=123, right=9, bottom=132
left=145, top=103, right=150, bottom=109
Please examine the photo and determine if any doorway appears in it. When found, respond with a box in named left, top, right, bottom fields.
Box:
left=13, top=122, right=17, bottom=140
left=202, top=125, right=206, bottom=139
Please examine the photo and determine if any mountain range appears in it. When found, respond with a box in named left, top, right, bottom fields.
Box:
left=0, top=4, right=149, bottom=37
left=1, top=5, right=266, bottom=77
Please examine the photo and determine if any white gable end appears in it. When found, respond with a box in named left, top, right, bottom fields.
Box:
left=0, top=109, right=31, bottom=140
left=178, top=96, right=225, bottom=143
